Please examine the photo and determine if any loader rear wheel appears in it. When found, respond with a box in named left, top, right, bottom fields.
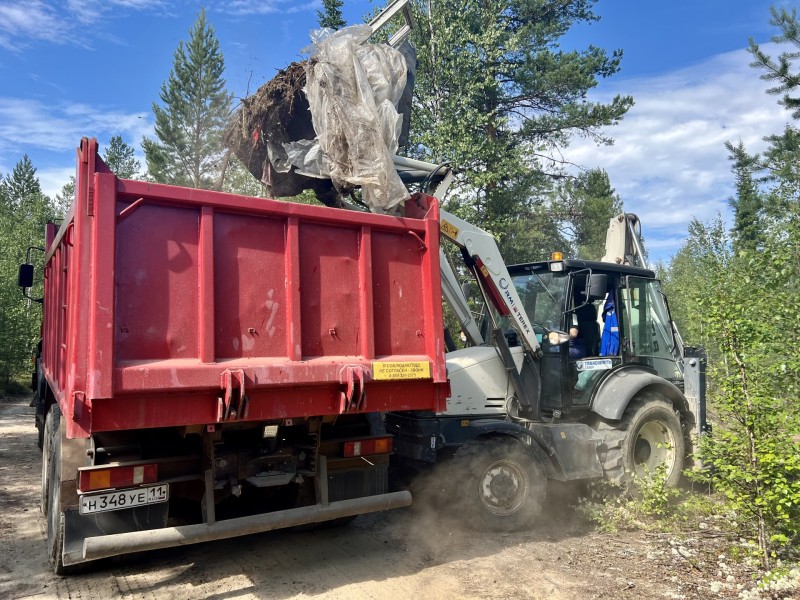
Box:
left=451, top=437, right=546, bottom=532
left=596, top=393, right=685, bottom=487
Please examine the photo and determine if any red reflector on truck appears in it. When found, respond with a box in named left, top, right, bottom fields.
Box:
left=79, top=464, right=158, bottom=492
left=343, top=437, right=393, bottom=457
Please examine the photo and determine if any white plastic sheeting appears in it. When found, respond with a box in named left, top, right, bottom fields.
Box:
left=280, top=25, right=410, bottom=212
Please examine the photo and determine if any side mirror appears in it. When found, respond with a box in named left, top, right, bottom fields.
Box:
left=587, top=273, right=608, bottom=300
left=460, top=281, right=472, bottom=299
left=18, top=263, right=34, bottom=288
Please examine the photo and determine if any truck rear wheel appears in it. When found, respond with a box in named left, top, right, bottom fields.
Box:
left=597, top=393, right=685, bottom=487
left=36, top=417, right=45, bottom=451
left=34, top=363, right=47, bottom=450
left=43, top=405, right=75, bottom=575
left=451, top=437, right=546, bottom=532
left=41, top=404, right=55, bottom=517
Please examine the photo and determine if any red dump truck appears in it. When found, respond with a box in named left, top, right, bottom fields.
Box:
left=20, top=138, right=449, bottom=573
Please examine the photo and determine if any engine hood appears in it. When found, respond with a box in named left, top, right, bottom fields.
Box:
left=443, top=345, right=525, bottom=416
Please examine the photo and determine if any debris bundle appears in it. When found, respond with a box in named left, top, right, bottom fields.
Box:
left=225, top=25, right=412, bottom=212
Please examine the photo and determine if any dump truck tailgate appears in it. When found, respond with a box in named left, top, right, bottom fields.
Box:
left=43, top=139, right=448, bottom=438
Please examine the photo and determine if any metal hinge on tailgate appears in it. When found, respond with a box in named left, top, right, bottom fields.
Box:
left=338, top=365, right=371, bottom=413
left=217, top=369, right=249, bottom=422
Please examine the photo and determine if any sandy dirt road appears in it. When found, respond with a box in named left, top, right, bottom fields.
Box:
left=0, top=396, right=739, bottom=599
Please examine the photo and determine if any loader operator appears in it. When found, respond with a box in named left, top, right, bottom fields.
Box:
left=568, top=316, right=587, bottom=360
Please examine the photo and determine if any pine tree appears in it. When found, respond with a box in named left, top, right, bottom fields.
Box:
left=0, top=157, right=54, bottom=390
left=725, top=140, right=765, bottom=253
left=142, top=9, right=232, bottom=189
left=408, top=0, right=633, bottom=260
left=747, top=6, right=800, bottom=208
left=1, top=155, right=41, bottom=207
left=749, top=6, right=800, bottom=119
left=317, top=0, right=346, bottom=30
left=555, top=169, right=623, bottom=260
left=103, top=135, right=141, bottom=179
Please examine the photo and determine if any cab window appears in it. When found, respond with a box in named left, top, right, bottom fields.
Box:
left=621, top=277, right=679, bottom=379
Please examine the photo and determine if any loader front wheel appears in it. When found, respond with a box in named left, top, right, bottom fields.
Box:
left=597, top=393, right=685, bottom=487
left=451, top=437, right=546, bottom=532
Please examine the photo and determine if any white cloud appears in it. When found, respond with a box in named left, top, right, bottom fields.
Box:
left=0, top=0, right=317, bottom=50
left=65, top=0, right=166, bottom=24
left=0, top=0, right=168, bottom=49
left=0, top=98, right=151, bottom=152
left=37, top=165, right=76, bottom=199
left=0, top=97, right=152, bottom=197
left=0, top=1, right=70, bottom=50
left=222, top=0, right=318, bottom=16
left=566, top=44, right=791, bottom=261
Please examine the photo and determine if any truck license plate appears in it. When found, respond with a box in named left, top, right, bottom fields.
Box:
left=79, top=484, right=169, bottom=515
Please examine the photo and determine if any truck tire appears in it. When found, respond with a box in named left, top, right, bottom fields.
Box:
left=450, top=437, right=546, bottom=532
left=41, top=403, right=59, bottom=517
left=36, top=417, right=45, bottom=451
left=43, top=405, right=73, bottom=575
left=596, top=393, right=685, bottom=487
left=35, top=363, right=47, bottom=450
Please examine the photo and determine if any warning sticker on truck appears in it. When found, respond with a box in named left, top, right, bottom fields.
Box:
left=440, top=220, right=459, bottom=240
left=372, top=361, right=431, bottom=381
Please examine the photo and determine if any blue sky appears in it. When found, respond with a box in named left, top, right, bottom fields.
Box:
left=0, top=0, right=793, bottom=260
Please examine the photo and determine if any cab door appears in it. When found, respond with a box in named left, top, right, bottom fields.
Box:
left=620, top=277, right=681, bottom=380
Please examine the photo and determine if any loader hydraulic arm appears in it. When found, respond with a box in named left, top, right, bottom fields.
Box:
left=438, top=210, right=541, bottom=357
left=600, top=213, right=648, bottom=269
left=392, top=155, right=539, bottom=355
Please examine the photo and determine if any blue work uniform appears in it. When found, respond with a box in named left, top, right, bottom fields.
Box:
left=600, top=295, right=620, bottom=356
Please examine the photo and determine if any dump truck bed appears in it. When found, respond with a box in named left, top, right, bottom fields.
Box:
left=43, top=138, right=447, bottom=439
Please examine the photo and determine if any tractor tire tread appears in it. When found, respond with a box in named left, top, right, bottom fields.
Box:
left=450, top=437, right=546, bottom=532
left=594, top=393, right=684, bottom=487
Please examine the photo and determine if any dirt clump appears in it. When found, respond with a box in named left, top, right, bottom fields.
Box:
left=224, top=62, right=345, bottom=207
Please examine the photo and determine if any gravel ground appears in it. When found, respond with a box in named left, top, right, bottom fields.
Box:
left=0, top=395, right=795, bottom=600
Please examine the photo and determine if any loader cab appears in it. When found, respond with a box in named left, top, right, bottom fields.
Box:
left=481, top=259, right=682, bottom=418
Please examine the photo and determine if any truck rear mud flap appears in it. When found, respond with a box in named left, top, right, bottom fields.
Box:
left=71, top=491, right=411, bottom=565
